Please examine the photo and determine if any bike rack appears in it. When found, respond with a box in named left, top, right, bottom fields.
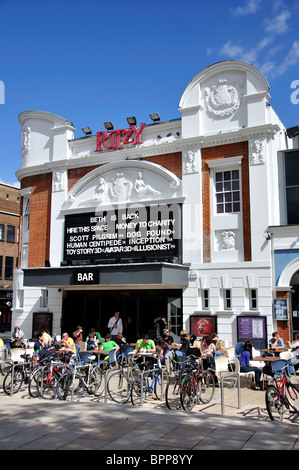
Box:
left=220, top=371, right=241, bottom=415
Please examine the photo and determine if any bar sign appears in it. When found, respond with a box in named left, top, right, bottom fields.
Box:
left=73, top=269, right=99, bottom=285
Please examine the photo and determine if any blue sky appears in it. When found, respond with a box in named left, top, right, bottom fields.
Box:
left=0, top=0, right=298, bottom=187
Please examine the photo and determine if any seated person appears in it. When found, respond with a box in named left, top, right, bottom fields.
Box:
left=162, top=329, right=174, bottom=345
left=100, top=334, right=119, bottom=353
left=72, top=325, right=84, bottom=344
left=269, top=331, right=285, bottom=349
left=287, top=333, right=299, bottom=350
left=200, top=336, right=216, bottom=368
left=86, top=334, right=97, bottom=351
left=156, top=337, right=171, bottom=365
left=85, top=328, right=102, bottom=344
left=34, top=333, right=45, bottom=352
left=114, top=333, right=127, bottom=347
left=239, top=340, right=261, bottom=390
left=137, top=334, right=156, bottom=352
left=10, top=326, right=25, bottom=348
left=174, top=334, right=202, bottom=357
left=214, top=340, right=228, bottom=358
left=60, top=332, right=76, bottom=353
left=136, top=334, right=156, bottom=369
left=41, top=330, right=52, bottom=348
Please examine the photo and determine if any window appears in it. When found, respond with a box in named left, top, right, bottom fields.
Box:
left=250, top=289, right=258, bottom=310
left=4, top=256, right=13, bottom=279
left=285, top=150, right=299, bottom=224
left=202, top=289, right=210, bottom=310
left=17, top=290, right=24, bottom=309
left=0, top=256, right=2, bottom=278
left=215, top=170, right=240, bottom=214
left=0, top=224, right=4, bottom=241
left=223, top=289, right=232, bottom=310
left=7, top=225, right=15, bottom=243
left=40, top=289, right=49, bottom=308
left=23, top=197, right=30, bottom=231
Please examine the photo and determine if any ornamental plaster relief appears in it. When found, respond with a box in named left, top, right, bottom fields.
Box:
left=249, top=139, right=265, bottom=165
left=204, top=78, right=245, bottom=119
left=63, top=160, right=181, bottom=211
left=183, top=150, right=198, bottom=174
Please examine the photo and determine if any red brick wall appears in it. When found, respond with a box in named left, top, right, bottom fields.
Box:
left=21, top=174, right=52, bottom=267
left=201, top=141, right=251, bottom=263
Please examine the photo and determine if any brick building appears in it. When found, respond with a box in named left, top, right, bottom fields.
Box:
left=0, top=182, right=20, bottom=332
left=12, top=60, right=299, bottom=346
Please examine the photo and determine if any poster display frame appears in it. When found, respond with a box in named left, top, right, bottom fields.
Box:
left=237, top=315, right=267, bottom=350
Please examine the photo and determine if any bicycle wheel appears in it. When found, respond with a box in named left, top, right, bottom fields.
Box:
left=265, top=385, right=285, bottom=421
left=89, top=367, right=104, bottom=397
left=56, top=372, right=85, bottom=401
left=3, top=366, right=24, bottom=395
left=165, top=376, right=182, bottom=410
left=180, top=375, right=195, bottom=411
left=28, top=368, right=41, bottom=398
left=131, top=374, right=150, bottom=406
left=37, top=368, right=60, bottom=400
left=199, top=370, right=215, bottom=404
left=107, top=370, right=131, bottom=404
left=154, top=369, right=168, bottom=400
left=286, top=381, right=299, bottom=414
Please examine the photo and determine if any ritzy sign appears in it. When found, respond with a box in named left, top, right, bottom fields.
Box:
left=95, top=123, right=146, bottom=152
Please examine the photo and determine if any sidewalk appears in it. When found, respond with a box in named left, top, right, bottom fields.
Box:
left=1, top=382, right=299, bottom=450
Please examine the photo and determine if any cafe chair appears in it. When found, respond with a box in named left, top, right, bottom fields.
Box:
left=226, top=347, right=235, bottom=361
left=234, top=342, right=244, bottom=358
left=280, top=351, right=294, bottom=360
left=10, top=348, right=26, bottom=363
left=233, top=357, right=255, bottom=385
left=78, top=351, right=96, bottom=365
left=214, top=356, right=230, bottom=386
left=78, top=341, right=87, bottom=352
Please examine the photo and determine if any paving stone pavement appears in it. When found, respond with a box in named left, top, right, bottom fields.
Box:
left=1, top=381, right=299, bottom=452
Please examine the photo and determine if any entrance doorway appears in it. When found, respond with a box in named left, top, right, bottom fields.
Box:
left=61, top=289, right=182, bottom=343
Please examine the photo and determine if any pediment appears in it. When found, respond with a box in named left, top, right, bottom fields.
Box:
left=62, top=159, right=181, bottom=211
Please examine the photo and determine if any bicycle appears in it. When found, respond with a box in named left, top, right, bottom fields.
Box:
left=34, top=350, right=75, bottom=400
left=131, top=357, right=168, bottom=406
left=265, top=358, right=299, bottom=421
left=3, top=353, right=36, bottom=395
left=180, top=359, right=215, bottom=411
left=56, top=353, right=104, bottom=401
left=106, top=353, right=132, bottom=404
left=165, top=355, right=197, bottom=410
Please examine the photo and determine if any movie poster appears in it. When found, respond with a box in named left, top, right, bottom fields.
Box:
left=190, top=316, right=217, bottom=337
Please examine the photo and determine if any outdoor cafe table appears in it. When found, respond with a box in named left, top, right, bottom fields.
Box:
left=252, top=356, right=280, bottom=362
left=260, top=348, right=287, bottom=357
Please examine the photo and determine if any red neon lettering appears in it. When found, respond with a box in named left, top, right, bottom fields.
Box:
left=122, top=128, right=134, bottom=145
left=95, top=131, right=112, bottom=152
left=95, top=123, right=146, bottom=152
left=130, top=123, right=146, bottom=145
left=110, top=130, right=124, bottom=150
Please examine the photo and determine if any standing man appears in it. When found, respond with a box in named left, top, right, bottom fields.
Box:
left=154, top=315, right=167, bottom=340
left=107, top=311, right=123, bottom=339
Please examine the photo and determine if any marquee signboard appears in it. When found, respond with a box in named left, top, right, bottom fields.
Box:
left=64, top=204, right=181, bottom=264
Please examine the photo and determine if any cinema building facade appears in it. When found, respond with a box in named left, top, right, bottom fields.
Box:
left=12, top=60, right=299, bottom=347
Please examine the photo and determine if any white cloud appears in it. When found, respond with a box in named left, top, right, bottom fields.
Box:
left=260, top=41, right=299, bottom=79
left=265, top=10, right=291, bottom=35
left=233, top=0, right=262, bottom=16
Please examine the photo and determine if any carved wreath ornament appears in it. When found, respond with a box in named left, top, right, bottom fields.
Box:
left=204, top=79, right=241, bottom=118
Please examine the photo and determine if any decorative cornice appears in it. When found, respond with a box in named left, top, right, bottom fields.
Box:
left=15, top=124, right=281, bottom=181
